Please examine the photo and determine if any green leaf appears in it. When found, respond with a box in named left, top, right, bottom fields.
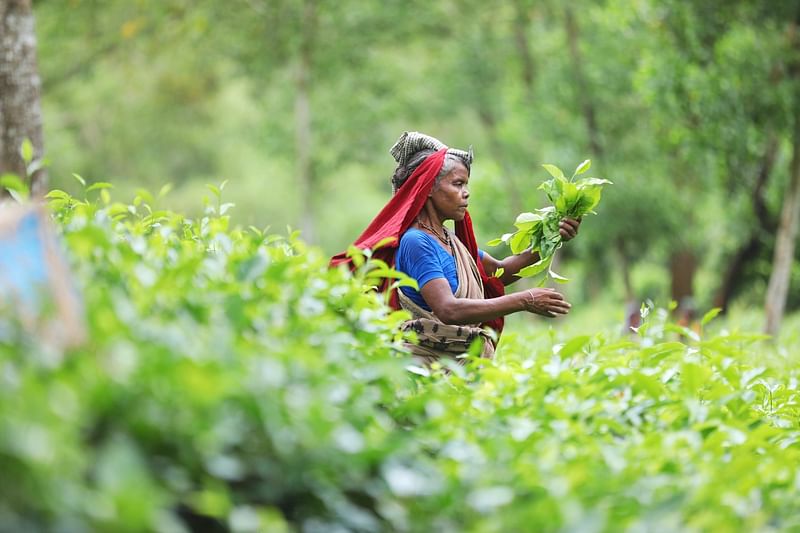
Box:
left=632, top=372, right=665, bottom=398
left=514, top=212, right=541, bottom=225
left=20, top=139, right=34, bottom=164
left=577, top=177, right=613, bottom=187
left=514, top=212, right=543, bottom=231
left=510, top=230, right=533, bottom=255
left=571, top=187, right=602, bottom=217
left=367, top=267, right=408, bottom=280
left=538, top=180, right=557, bottom=204
left=573, top=159, right=591, bottom=177
left=373, top=236, right=398, bottom=250
left=548, top=268, right=569, bottom=283
left=701, top=307, right=722, bottom=327
left=45, top=189, right=70, bottom=200
left=86, top=182, right=114, bottom=192
left=517, top=256, right=551, bottom=277
left=0, top=173, right=29, bottom=199
left=542, top=164, right=565, bottom=180
left=72, top=173, right=87, bottom=186
left=559, top=335, right=591, bottom=357
left=542, top=214, right=562, bottom=242
left=556, top=181, right=579, bottom=214
left=346, top=245, right=365, bottom=268
left=681, top=362, right=709, bottom=394
left=135, top=188, right=155, bottom=205
left=487, top=232, right=515, bottom=247
left=553, top=175, right=565, bottom=198
left=493, top=267, right=505, bottom=279
left=390, top=277, right=419, bottom=290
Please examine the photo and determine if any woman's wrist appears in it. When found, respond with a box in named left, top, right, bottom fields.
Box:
left=515, top=290, right=533, bottom=313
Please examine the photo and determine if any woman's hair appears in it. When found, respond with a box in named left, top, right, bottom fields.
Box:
left=388, top=131, right=473, bottom=194
left=391, top=151, right=470, bottom=194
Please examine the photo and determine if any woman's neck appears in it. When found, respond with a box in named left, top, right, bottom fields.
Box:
left=418, top=203, right=446, bottom=231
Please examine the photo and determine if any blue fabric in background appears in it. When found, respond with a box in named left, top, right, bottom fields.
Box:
left=396, top=228, right=484, bottom=311
left=0, top=212, right=48, bottom=307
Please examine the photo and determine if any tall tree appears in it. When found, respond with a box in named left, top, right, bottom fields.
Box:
left=713, top=134, right=778, bottom=312
left=765, top=11, right=800, bottom=335
left=0, top=0, right=47, bottom=195
left=637, top=0, right=796, bottom=318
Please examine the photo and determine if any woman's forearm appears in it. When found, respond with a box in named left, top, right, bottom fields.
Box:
left=498, top=249, right=541, bottom=286
left=437, top=293, right=525, bottom=325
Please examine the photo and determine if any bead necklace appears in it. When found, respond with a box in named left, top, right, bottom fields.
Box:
left=417, top=218, right=454, bottom=257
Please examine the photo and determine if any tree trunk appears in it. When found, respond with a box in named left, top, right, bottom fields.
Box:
left=0, top=0, right=47, bottom=195
left=670, top=249, right=697, bottom=310
left=765, top=105, right=800, bottom=336
left=294, top=0, right=315, bottom=243
left=714, top=134, right=779, bottom=312
left=564, top=6, right=602, bottom=158
left=764, top=15, right=800, bottom=337
left=615, top=238, right=633, bottom=301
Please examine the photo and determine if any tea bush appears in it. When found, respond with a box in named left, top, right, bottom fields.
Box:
left=0, top=187, right=798, bottom=532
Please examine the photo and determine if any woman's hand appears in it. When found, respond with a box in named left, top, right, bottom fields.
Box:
left=519, top=288, right=571, bottom=318
left=559, top=217, right=581, bottom=241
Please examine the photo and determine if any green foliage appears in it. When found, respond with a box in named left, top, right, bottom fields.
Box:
left=0, top=189, right=798, bottom=531
left=488, top=160, right=612, bottom=284
left=31, top=0, right=800, bottom=313
left=3, top=187, right=414, bottom=531
left=0, top=173, right=30, bottom=202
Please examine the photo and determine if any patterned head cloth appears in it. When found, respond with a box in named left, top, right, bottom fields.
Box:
left=390, top=131, right=473, bottom=169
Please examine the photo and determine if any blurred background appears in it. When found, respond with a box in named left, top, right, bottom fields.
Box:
left=6, top=0, right=800, bottom=335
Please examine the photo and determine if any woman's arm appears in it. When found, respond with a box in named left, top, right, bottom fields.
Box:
left=481, top=217, right=581, bottom=286
left=481, top=249, right=540, bottom=286
left=420, top=278, right=570, bottom=325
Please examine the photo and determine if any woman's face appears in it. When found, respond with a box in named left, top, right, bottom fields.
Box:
left=430, top=162, right=470, bottom=222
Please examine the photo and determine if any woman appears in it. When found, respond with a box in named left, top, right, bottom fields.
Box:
left=331, top=132, right=579, bottom=363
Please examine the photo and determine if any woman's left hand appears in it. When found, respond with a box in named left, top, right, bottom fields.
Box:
left=559, top=217, right=581, bottom=241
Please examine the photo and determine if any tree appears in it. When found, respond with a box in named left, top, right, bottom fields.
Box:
left=765, top=9, right=800, bottom=336
left=633, top=1, right=800, bottom=322
left=0, top=0, right=47, bottom=195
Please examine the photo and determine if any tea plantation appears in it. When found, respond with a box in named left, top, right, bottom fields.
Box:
left=1, top=188, right=798, bottom=532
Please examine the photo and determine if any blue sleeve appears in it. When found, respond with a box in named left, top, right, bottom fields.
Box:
left=479, top=249, right=485, bottom=260
left=397, top=231, right=446, bottom=290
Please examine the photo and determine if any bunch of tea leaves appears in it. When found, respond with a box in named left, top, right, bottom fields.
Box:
left=488, top=159, right=612, bottom=284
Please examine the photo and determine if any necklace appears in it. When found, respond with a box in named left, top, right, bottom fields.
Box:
left=417, top=218, right=454, bottom=256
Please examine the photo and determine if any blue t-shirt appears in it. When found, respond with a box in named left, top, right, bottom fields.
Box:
left=396, top=228, right=484, bottom=311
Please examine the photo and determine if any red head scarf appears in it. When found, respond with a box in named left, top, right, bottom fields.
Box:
left=330, top=148, right=505, bottom=334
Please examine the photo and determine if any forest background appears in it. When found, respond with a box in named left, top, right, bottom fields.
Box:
left=6, top=0, right=800, bottom=336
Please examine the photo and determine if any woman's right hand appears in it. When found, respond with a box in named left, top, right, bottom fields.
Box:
left=519, top=288, right=571, bottom=318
